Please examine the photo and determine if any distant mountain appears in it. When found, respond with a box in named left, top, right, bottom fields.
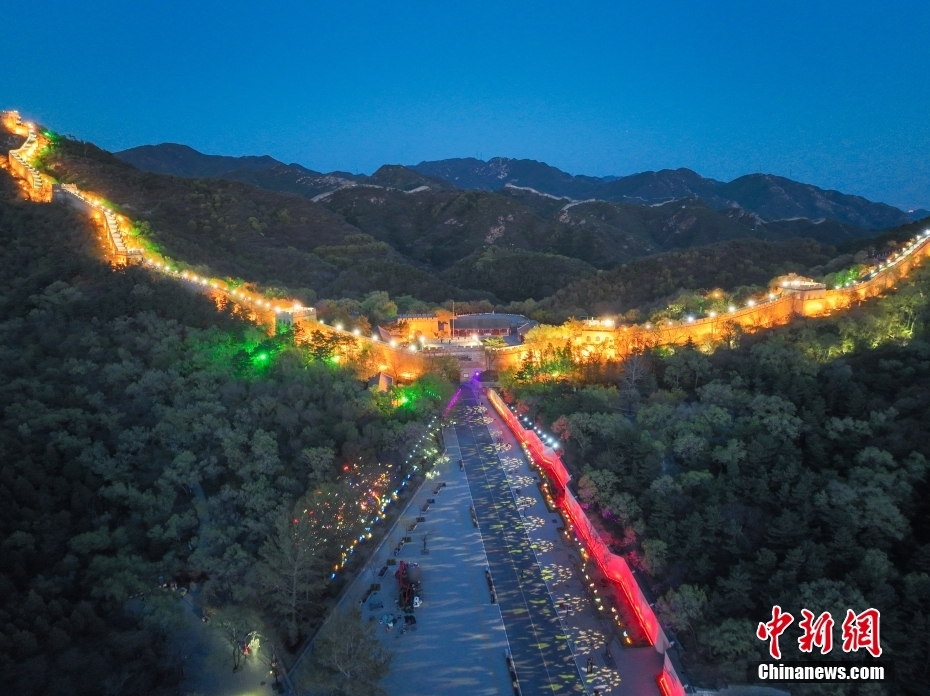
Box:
left=117, top=145, right=914, bottom=230
left=47, top=134, right=927, bottom=311
left=413, top=159, right=913, bottom=229
left=315, top=182, right=873, bottom=277
left=715, top=174, right=911, bottom=229
left=115, top=143, right=282, bottom=178
left=220, top=163, right=359, bottom=200
left=591, top=168, right=725, bottom=206
left=115, top=144, right=455, bottom=198
left=365, top=164, right=456, bottom=192
left=412, top=157, right=610, bottom=199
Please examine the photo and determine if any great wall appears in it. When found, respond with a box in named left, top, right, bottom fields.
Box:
left=5, top=109, right=930, bottom=387
left=1, top=110, right=441, bottom=381
left=491, top=232, right=930, bottom=372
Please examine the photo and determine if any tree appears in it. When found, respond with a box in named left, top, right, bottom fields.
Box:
left=360, top=291, right=398, bottom=325
left=255, top=510, right=329, bottom=643
left=718, top=319, right=742, bottom=349
left=641, top=539, right=667, bottom=576
left=212, top=606, right=256, bottom=671
left=483, top=337, right=506, bottom=371
left=704, top=618, right=759, bottom=665
left=258, top=639, right=284, bottom=688
left=312, top=606, right=393, bottom=696
left=657, top=585, right=707, bottom=644
left=619, top=351, right=651, bottom=392
left=663, top=347, right=711, bottom=391
left=301, top=329, right=358, bottom=362
left=576, top=469, right=617, bottom=506
left=300, top=447, right=336, bottom=486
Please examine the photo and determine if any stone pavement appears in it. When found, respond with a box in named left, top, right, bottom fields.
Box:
left=373, top=424, right=515, bottom=696
left=455, top=387, right=586, bottom=695
left=474, top=387, right=664, bottom=696
left=291, top=384, right=663, bottom=696
left=292, top=411, right=514, bottom=696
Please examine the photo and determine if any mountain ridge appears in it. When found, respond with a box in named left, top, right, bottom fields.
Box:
left=116, top=144, right=920, bottom=230
left=414, top=159, right=915, bottom=229
left=32, top=135, right=929, bottom=315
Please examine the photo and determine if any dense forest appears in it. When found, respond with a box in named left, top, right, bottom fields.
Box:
left=0, top=176, right=449, bottom=694
left=502, top=265, right=930, bottom=694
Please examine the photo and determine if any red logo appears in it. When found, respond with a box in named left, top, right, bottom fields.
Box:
left=841, top=608, right=882, bottom=658
left=757, top=605, right=794, bottom=659
left=757, top=607, right=882, bottom=658
left=798, top=609, right=834, bottom=654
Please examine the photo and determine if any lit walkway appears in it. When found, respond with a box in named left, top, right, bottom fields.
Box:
left=456, top=386, right=586, bottom=695
left=477, top=390, right=665, bottom=695
left=374, top=424, right=514, bottom=696
left=292, top=418, right=514, bottom=696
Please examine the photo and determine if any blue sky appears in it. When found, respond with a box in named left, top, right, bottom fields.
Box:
left=3, top=0, right=929, bottom=208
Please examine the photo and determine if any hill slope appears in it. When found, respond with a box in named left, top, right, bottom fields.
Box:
left=51, top=138, right=470, bottom=300
left=115, top=144, right=454, bottom=198
left=412, top=156, right=610, bottom=198
left=118, top=143, right=913, bottom=232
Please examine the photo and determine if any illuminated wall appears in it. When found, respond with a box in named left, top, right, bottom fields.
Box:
left=492, top=234, right=930, bottom=372
left=487, top=388, right=689, bottom=695
left=8, top=130, right=52, bottom=202
left=54, top=185, right=142, bottom=265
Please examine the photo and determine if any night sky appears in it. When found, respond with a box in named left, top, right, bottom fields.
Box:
left=3, top=0, right=928, bottom=208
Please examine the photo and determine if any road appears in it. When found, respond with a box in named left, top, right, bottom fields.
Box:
left=454, top=386, right=586, bottom=695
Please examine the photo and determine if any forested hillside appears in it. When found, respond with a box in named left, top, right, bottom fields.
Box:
left=49, top=133, right=930, bottom=331
left=503, top=266, right=930, bottom=693
left=534, top=238, right=837, bottom=321
left=108, top=140, right=914, bottom=308
left=0, top=176, right=446, bottom=694
left=413, top=158, right=916, bottom=229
